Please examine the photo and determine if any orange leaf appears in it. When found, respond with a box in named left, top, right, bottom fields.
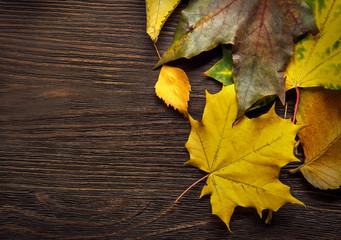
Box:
left=155, top=65, right=191, bottom=115
left=296, top=88, right=341, bottom=189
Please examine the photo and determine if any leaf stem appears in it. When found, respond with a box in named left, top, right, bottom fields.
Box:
left=284, top=103, right=288, bottom=119
left=153, top=43, right=161, bottom=59
left=265, top=210, right=273, bottom=224
left=289, top=165, right=302, bottom=174
left=175, top=174, right=209, bottom=203
left=292, top=87, right=300, bottom=124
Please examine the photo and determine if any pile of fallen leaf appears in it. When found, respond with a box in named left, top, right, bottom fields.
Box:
left=145, top=0, right=340, bottom=230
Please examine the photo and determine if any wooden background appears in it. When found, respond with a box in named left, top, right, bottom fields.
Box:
left=0, top=0, right=340, bottom=239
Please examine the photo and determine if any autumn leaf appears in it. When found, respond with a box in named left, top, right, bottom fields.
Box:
left=285, top=0, right=341, bottom=90
left=203, top=45, right=234, bottom=86
left=155, top=65, right=191, bottom=115
left=294, top=88, right=341, bottom=189
left=185, top=84, right=304, bottom=230
left=146, top=0, right=181, bottom=43
left=154, top=0, right=318, bottom=118
left=204, top=45, right=276, bottom=111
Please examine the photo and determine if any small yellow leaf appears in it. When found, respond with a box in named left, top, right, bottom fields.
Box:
left=285, top=0, right=341, bottom=90
left=146, top=0, right=181, bottom=43
left=297, top=88, right=341, bottom=189
left=155, top=65, right=191, bottom=115
left=185, top=84, right=303, bottom=231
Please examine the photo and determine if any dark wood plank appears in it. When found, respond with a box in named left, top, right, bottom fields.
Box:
left=0, top=1, right=340, bottom=239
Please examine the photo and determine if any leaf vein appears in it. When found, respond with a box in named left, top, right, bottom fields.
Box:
left=196, top=128, right=211, bottom=171
left=297, top=0, right=336, bottom=84
left=211, top=105, right=231, bottom=170
left=303, top=132, right=341, bottom=167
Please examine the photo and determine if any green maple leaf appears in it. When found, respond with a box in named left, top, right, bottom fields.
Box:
left=154, top=0, right=318, bottom=118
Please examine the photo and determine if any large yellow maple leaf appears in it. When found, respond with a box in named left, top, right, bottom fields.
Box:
left=295, top=88, right=341, bottom=189
left=146, top=0, right=181, bottom=43
left=285, top=0, right=341, bottom=90
left=185, top=84, right=304, bottom=230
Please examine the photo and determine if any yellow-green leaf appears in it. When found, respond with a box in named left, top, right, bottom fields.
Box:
left=146, top=0, right=181, bottom=43
left=185, top=84, right=303, bottom=231
left=155, top=65, right=190, bottom=115
left=203, top=45, right=234, bottom=86
left=296, top=88, right=341, bottom=189
left=285, top=0, right=341, bottom=90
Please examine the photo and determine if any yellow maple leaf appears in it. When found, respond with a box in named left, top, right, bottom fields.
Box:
left=185, top=84, right=304, bottom=231
left=146, top=0, right=181, bottom=43
left=295, top=88, right=341, bottom=189
left=285, top=0, right=341, bottom=90
left=155, top=65, right=191, bottom=115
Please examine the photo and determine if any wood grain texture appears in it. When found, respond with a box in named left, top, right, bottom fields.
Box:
left=0, top=0, right=340, bottom=239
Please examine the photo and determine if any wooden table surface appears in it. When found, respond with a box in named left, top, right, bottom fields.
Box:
left=0, top=1, right=340, bottom=239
